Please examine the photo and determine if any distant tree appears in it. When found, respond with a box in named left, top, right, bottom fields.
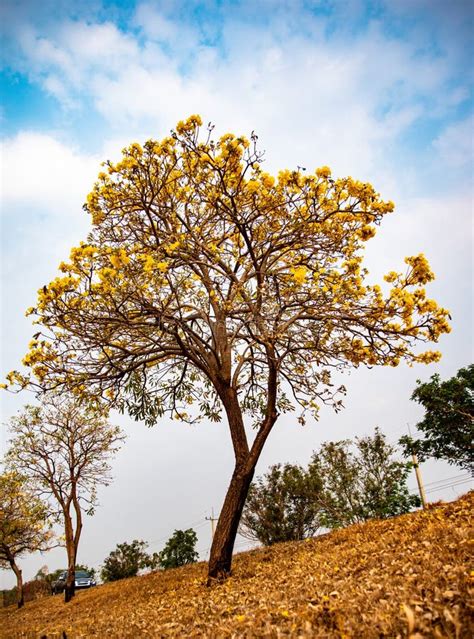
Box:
left=101, top=540, right=158, bottom=582
left=6, top=395, right=124, bottom=602
left=158, top=529, right=199, bottom=570
left=34, top=566, right=63, bottom=594
left=0, top=472, right=54, bottom=608
left=241, top=430, right=417, bottom=544
left=399, top=365, right=474, bottom=472
left=309, top=428, right=420, bottom=528
left=0, top=584, right=19, bottom=608
left=240, top=464, right=323, bottom=545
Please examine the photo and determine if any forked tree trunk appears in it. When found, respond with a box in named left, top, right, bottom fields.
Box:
left=64, top=489, right=82, bottom=603
left=207, top=462, right=255, bottom=582
left=207, top=356, right=278, bottom=583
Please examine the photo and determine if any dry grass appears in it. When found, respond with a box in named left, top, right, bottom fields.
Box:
left=2, top=492, right=472, bottom=638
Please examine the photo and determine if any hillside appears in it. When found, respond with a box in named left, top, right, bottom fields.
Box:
left=2, top=492, right=472, bottom=638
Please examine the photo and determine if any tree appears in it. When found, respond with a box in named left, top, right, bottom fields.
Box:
left=0, top=471, right=54, bottom=608
left=240, top=463, right=323, bottom=545
left=399, top=365, right=474, bottom=472
left=308, top=428, right=421, bottom=528
left=241, top=430, right=418, bottom=543
left=7, top=115, right=450, bottom=581
left=101, top=540, right=157, bottom=582
left=158, top=529, right=199, bottom=570
left=6, top=395, right=124, bottom=602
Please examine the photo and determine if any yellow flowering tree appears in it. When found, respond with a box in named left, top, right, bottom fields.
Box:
left=0, top=471, right=54, bottom=608
left=7, top=116, right=450, bottom=581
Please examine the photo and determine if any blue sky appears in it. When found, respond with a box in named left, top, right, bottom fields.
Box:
left=1, top=0, right=473, bottom=585
left=2, top=1, right=472, bottom=169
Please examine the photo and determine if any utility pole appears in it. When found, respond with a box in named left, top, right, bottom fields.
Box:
left=205, top=509, right=218, bottom=538
left=412, top=453, right=428, bottom=508
left=408, top=424, right=427, bottom=508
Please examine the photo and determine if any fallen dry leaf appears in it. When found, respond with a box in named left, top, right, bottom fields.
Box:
left=1, top=492, right=472, bottom=638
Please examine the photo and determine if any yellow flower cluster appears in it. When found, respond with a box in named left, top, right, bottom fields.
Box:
left=21, top=340, right=58, bottom=366
left=176, top=114, right=203, bottom=134
left=405, top=254, right=434, bottom=284
left=316, top=166, right=331, bottom=178
left=290, top=265, right=308, bottom=285
left=109, top=248, right=130, bottom=269
left=37, top=276, right=78, bottom=310
left=138, top=254, right=169, bottom=274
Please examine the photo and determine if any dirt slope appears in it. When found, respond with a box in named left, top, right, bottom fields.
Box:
left=2, top=492, right=472, bottom=638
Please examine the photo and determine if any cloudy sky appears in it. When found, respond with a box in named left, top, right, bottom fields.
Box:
left=1, top=0, right=473, bottom=587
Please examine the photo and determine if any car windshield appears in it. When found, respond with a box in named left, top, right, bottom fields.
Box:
left=57, top=570, right=91, bottom=579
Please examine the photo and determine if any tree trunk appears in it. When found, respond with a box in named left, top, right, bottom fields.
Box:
left=5, top=548, right=24, bottom=609
left=64, top=514, right=76, bottom=603
left=64, top=571, right=75, bottom=602
left=207, top=356, right=278, bottom=583
left=207, top=462, right=255, bottom=582
left=11, top=560, right=24, bottom=609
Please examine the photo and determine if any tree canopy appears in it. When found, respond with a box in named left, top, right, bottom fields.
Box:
left=4, top=115, right=450, bottom=580
left=241, top=429, right=420, bottom=544
left=101, top=540, right=158, bottom=582
left=7, top=116, right=449, bottom=415
left=240, top=463, right=323, bottom=545
left=400, top=365, right=473, bottom=472
left=158, top=529, right=199, bottom=570
left=308, top=428, right=420, bottom=528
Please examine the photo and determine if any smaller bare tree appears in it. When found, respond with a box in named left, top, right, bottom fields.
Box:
left=0, top=471, right=54, bottom=608
left=6, top=395, right=125, bottom=602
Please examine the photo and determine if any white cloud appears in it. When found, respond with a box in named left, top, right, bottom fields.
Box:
left=134, top=2, right=200, bottom=50
left=1, top=131, right=100, bottom=212
left=16, top=20, right=141, bottom=108
left=432, top=116, right=474, bottom=168
left=0, top=133, right=100, bottom=316
left=61, top=21, right=139, bottom=66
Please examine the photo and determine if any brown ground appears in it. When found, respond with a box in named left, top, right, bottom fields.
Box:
left=1, top=492, right=472, bottom=638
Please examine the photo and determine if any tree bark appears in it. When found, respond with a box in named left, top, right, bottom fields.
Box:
left=207, top=409, right=278, bottom=582
left=207, top=462, right=255, bottom=582
left=207, top=350, right=278, bottom=583
left=64, top=512, right=76, bottom=603
left=10, top=559, right=24, bottom=609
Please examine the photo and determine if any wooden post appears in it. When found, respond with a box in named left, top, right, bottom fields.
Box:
left=407, top=424, right=427, bottom=508
left=412, top=452, right=428, bottom=508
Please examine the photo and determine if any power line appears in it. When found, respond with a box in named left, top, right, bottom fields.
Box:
left=147, top=511, right=209, bottom=547
left=423, top=472, right=471, bottom=488
left=425, top=478, right=472, bottom=496
left=84, top=513, right=210, bottom=569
